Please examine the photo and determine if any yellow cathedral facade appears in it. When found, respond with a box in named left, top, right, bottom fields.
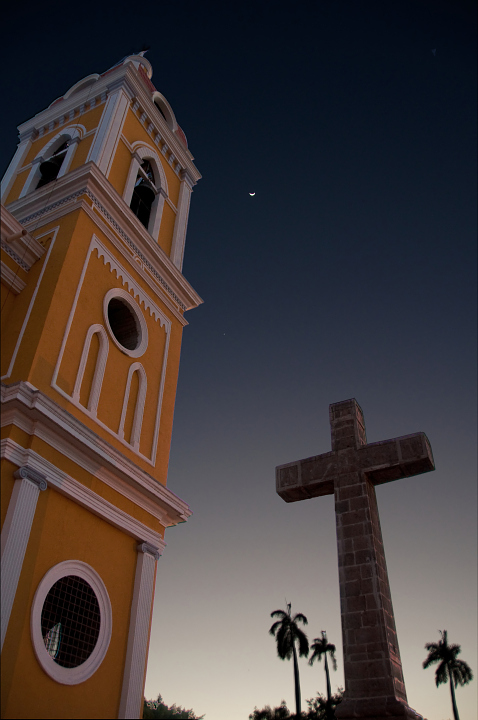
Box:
left=1, top=53, right=202, bottom=718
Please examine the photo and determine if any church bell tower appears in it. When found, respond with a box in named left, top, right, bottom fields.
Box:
left=1, top=53, right=202, bottom=719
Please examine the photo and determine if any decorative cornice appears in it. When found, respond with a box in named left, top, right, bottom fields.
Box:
left=1, top=381, right=192, bottom=527
left=4, top=162, right=203, bottom=313
left=88, top=194, right=187, bottom=310
left=19, top=188, right=86, bottom=223
left=2, top=439, right=167, bottom=548
left=0, top=206, right=45, bottom=270
left=13, top=466, right=47, bottom=491
left=0, top=261, right=26, bottom=294
left=17, top=64, right=200, bottom=185
left=1, top=242, right=30, bottom=272
left=13, top=188, right=187, bottom=311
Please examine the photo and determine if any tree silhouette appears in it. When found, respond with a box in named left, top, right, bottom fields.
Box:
left=423, top=630, right=473, bottom=720
left=308, top=631, right=337, bottom=716
left=269, top=603, right=309, bottom=719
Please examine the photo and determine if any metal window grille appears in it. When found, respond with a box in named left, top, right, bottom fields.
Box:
left=41, top=575, right=101, bottom=668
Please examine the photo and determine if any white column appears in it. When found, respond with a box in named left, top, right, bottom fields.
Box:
left=118, top=541, right=162, bottom=719
left=58, top=135, right=81, bottom=177
left=19, top=156, right=44, bottom=199
left=122, top=152, right=142, bottom=207
left=1, top=466, right=47, bottom=651
left=1, top=130, right=34, bottom=203
left=170, top=170, right=194, bottom=270
left=87, top=81, right=132, bottom=175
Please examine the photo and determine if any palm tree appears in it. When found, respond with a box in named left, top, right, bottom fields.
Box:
left=423, top=630, right=473, bottom=720
left=269, top=603, right=309, bottom=719
left=309, top=631, right=337, bottom=711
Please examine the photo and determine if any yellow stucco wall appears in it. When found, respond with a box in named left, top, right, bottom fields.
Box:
left=107, top=138, right=132, bottom=199
left=2, top=62, right=196, bottom=719
left=1, top=204, right=183, bottom=483
left=1, top=485, right=138, bottom=719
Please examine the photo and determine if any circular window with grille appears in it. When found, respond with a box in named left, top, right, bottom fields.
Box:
left=31, top=561, right=112, bottom=685
left=41, top=575, right=101, bottom=668
left=103, top=288, right=148, bottom=358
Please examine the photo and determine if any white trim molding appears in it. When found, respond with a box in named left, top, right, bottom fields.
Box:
left=73, top=324, right=109, bottom=412
left=1, top=129, right=35, bottom=203
left=5, top=162, right=203, bottom=314
left=14, top=61, right=201, bottom=195
left=118, top=542, right=160, bottom=719
left=87, top=87, right=132, bottom=175
left=1, top=382, right=192, bottom=528
left=63, top=74, right=100, bottom=100
left=1, top=466, right=47, bottom=651
left=123, top=144, right=169, bottom=241
left=118, top=363, right=147, bottom=450
left=1, top=224, right=58, bottom=381
left=1, top=439, right=167, bottom=549
left=170, top=170, right=194, bottom=270
left=0, top=206, right=46, bottom=271
left=103, top=288, right=149, bottom=358
left=30, top=560, right=112, bottom=685
left=51, top=235, right=170, bottom=463
left=1, top=261, right=26, bottom=294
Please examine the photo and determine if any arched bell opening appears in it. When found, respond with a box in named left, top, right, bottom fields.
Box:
left=37, top=142, right=69, bottom=188
left=154, top=101, right=167, bottom=121
left=130, top=160, right=157, bottom=229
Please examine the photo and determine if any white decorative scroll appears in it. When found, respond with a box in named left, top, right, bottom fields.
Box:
left=1, top=466, right=47, bottom=650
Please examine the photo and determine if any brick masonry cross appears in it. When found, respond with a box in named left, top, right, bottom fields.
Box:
left=276, top=399, right=434, bottom=720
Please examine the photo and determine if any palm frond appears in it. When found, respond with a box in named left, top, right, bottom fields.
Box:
left=269, top=621, right=283, bottom=636
left=447, top=643, right=461, bottom=659
left=435, top=660, right=448, bottom=686
left=452, top=659, right=474, bottom=686
left=296, top=628, right=309, bottom=657
left=292, top=612, right=308, bottom=625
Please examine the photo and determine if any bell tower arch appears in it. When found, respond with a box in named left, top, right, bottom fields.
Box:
left=1, top=53, right=202, bottom=719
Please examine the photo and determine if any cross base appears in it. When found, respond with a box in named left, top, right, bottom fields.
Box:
left=335, top=697, right=426, bottom=720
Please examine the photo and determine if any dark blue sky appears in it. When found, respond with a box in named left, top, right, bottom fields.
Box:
left=2, top=1, right=476, bottom=717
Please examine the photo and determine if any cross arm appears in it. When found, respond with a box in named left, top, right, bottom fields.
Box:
left=276, top=451, right=336, bottom=503
left=358, top=432, right=435, bottom=485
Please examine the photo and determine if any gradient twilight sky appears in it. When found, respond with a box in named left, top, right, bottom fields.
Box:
left=1, top=1, right=476, bottom=718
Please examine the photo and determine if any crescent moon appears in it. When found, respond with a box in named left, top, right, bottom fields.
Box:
left=249, top=192, right=255, bottom=196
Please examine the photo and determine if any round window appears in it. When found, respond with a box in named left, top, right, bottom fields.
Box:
left=31, top=561, right=112, bottom=685
left=107, top=298, right=140, bottom=350
left=41, top=575, right=101, bottom=668
left=103, top=289, right=148, bottom=358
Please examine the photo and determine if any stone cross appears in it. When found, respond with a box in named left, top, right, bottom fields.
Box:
left=276, top=399, right=434, bottom=720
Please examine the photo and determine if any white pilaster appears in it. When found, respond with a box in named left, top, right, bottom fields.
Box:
left=18, top=156, right=44, bottom=199
left=1, top=466, right=47, bottom=651
left=58, top=135, right=81, bottom=178
left=122, top=152, right=142, bottom=206
left=170, top=170, right=194, bottom=270
left=88, top=81, right=132, bottom=175
left=1, top=131, right=34, bottom=203
left=118, top=541, right=162, bottom=719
